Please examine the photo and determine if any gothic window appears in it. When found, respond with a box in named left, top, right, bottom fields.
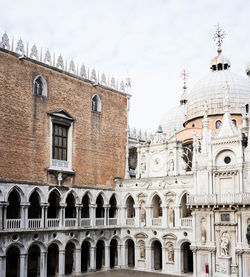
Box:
left=215, top=120, right=222, bottom=129
left=52, top=124, right=68, bottom=161
left=33, top=75, right=47, bottom=97
left=91, top=94, right=102, bottom=113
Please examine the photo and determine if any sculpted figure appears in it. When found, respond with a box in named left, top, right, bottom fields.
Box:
left=140, top=207, right=146, bottom=223
left=168, top=159, right=174, bottom=171
left=139, top=242, right=145, bottom=258
left=168, top=244, right=174, bottom=262
left=221, top=232, right=229, bottom=256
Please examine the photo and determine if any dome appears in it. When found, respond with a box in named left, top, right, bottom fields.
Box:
left=186, top=70, right=250, bottom=122
left=160, top=104, right=186, bottom=138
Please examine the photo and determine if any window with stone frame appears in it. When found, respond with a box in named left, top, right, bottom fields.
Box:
left=33, top=75, right=47, bottom=97
left=52, top=123, right=68, bottom=161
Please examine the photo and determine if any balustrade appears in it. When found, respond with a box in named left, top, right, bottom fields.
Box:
left=65, top=218, right=76, bottom=227
left=28, top=219, right=41, bottom=229
left=109, top=218, right=117, bottom=226
left=80, top=218, right=91, bottom=227
left=6, top=219, right=21, bottom=229
left=152, top=217, right=162, bottom=226
left=180, top=217, right=192, bottom=228
left=96, top=218, right=105, bottom=226
left=47, top=218, right=60, bottom=228
left=126, top=218, right=134, bottom=225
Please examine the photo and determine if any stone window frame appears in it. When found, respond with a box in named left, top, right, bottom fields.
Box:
left=33, top=75, right=48, bottom=97
left=91, top=94, right=102, bottom=113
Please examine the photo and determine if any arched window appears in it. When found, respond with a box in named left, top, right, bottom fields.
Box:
left=126, top=196, right=135, bottom=218
left=96, top=195, right=104, bottom=218
left=91, top=94, right=102, bottom=113
left=81, top=194, right=90, bottom=218
left=215, top=120, right=222, bottom=129
left=65, top=193, right=76, bottom=218
left=33, top=75, right=47, bottom=97
left=109, top=194, right=117, bottom=218
left=232, top=119, right=237, bottom=126
left=152, top=195, right=162, bottom=218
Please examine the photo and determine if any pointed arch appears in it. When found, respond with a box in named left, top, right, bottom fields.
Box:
left=91, top=94, right=102, bottom=113
left=64, top=189, right=80, bottom=205
left=82, top=190, right=93, bottom=204
left=27, top=187, right=44, bottom=203
left=6, top=186, right=25, bottom=202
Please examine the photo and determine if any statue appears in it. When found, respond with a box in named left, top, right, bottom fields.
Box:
left=221, top=232, right=230, bottom=256
left=139, top=241, right=145, bottom=259
left=168, top=159, right=174, bottom=171
left=169, top=207, right=174, bottom=223
left=201, top=228, right=206, bottom=244
left=168, top=244, right=174, bottom=262
left=246, top=224, right=250, bottom=244
left=139, top=206, right=146, bottom=223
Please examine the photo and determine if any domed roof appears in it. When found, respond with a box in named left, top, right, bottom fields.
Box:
left=186, top=70, right=250, bottom=122
left=160, top=104, right=186, bottom=138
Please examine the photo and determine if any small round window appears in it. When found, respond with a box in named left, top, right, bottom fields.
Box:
left=224, top=156, right=231, bottom=164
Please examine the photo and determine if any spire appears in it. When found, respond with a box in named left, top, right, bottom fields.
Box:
left=180, top=68, right=188, bottom=105
left=210, top=25, right=230, bottom=71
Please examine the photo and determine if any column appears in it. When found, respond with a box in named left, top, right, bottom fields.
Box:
left=134, top=245, right=139, bottom=269
left=161, top=205, right=168, bottom=228
left=162, top=247, right=167, bottom=272
left=120, top=243, right=126, bottom=268
left=134, top=205, right=140, bottom=227
left=0, top=255, right=6, bottom=277
left=74, top=248, right=81, bottom=275
left=40, top=203, right=48, bottom=228
left=75, top=204, right=82, bottom=227
left=58, top=250, right=65, bottom=277
left=0, top=204, right=3, bottom=230
left=117, top=243, right=121, bottom=268
left=104, top=245, right=110, bottom=269
left=60, top=204, right=66, bottom=228
left=145, top=205, right=152, bottom=227
left=118, top=206, right=126, bottom=226
left=89, top=246, right=96, bottom=271
left=145, top=246, right=151, bottom=270
left=40, top=251, right=47, bottom=277
left=212, top=251, right=216, bottom=276
left=192, top=249, right=197, bottom=277
left=104, top=204, right=110, bottom=226
left=238, top=252, right=242, bottom=277
left=3, top=202, right=8, bottom=229
left=21, top=203, right=29, bottom=229
left=174, top=205, right=180, bottom=228
left=20, top=253, right=28, bottom=277
left=174, top=248, right=181, bottom=274
left=89, top=204, right=96, bottom=227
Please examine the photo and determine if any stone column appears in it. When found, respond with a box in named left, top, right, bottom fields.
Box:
left=192, top=249, right=197, bottom=277
left=145, top=205, right=152, bottom=227
left=134, top=205, right=140, bottom=227
left=161, top=204, right=168, bottom=228
left=104, top=204, right=110, bottom=226
left=0, top=204, right=3, bottom=230
left=238, top=252, right=243, bottom=277
left=162, top=246, right=167, bottom=272
left=174, top=205, right=180, bottom=228
left=40, top=251, right=47, bottom=277
left=0, top=255, right=6, bottom=277
left=104, top=245, right=110, bottom=269
left=89, top=204, right=97, bottom=227
left=119, top=206, right=126, bottom=226
left=74, top=248, right=81, bottom=275
left=58, top=250, right=65, bottom=277
left=76, top=204, right=82, bottom=227
left=145, top=246, right=151, bottom=270
left=40, top=203, right=48, bottom=228
left=21, top=203, right=30, bottom=229
left=174, top=248, right=181, bottom=274
left=120, top=243, right=126, bottom=268
left=117, top=243, right=121, bottom=268
left=20, top=253, right=28, bottom=277
left=60, top=204, right=66, bottom=228
left=89, top=246, right=96, bottom=271
left=3, top=202, right=8, bottom=229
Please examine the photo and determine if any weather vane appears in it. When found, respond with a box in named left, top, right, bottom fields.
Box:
left=213, top=24, right=226, bottom=47
left=181, top=68, right=189, bottom=87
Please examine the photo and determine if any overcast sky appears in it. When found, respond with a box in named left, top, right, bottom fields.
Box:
left=1, top=0, right=250, bottom=132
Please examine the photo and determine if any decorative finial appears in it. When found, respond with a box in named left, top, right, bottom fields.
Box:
left=181, top=68, right=189, bottom=90
left=213, top=24, right=226, bottom=48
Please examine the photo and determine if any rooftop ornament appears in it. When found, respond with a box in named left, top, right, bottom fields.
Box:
left=213, top=24, right=226, bottom=48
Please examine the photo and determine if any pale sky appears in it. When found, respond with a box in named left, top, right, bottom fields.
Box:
left=1, top=0, right=250, bottom=132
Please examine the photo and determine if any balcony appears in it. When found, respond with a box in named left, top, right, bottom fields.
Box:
left=181, top=217, right=192, bottom=228
left=47, top=218, right=60, bottom=228
left=126, top=218, right=134, bottom=225
left=187, top=193, right=250, bottom=207
left=28, top=219, right=42, bottom=229
left=80, top=218, right=91, bottom=227
left=65, top=218, right=76, bottom=227
left=152, top=218, right=162, bottom=226
left=109, top=218, right=117, bottom=226
left=96, top=218, right=105, bottom=226
left=6, top=219, right=21, bottom=229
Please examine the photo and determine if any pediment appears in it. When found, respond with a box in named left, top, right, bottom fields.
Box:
left=48, top=109, right=75, bottom=121
left=135, top=232, right=148, bottom=239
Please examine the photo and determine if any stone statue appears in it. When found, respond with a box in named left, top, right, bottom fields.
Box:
left=246, top=224, right=250, bottom=244
left=168, top=244, right=174, bottom=262
left=169, top=207, right=174, bottom=223
left=221, top=232, right=229, bottom=256
left=168, top=159, right=174, bottom=171
left=140, top=207, right=146, bottom=223
left=139, top=241, right=145, bottom=259
left=201, top=228, right=206, bottom=244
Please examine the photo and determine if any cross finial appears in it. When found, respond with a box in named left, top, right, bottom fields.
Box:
left=213, top=24, right=226, bottom=47
left=181, top=68, right=189, bottom=88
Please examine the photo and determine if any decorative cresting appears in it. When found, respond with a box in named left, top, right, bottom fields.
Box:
left=210, top=25, right=230, bottom=71
left=0, top=31, right=129, bottom=93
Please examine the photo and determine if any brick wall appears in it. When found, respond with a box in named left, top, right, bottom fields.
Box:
left=0, top=50, right=127, bottom=188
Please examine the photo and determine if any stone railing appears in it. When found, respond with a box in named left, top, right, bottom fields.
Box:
left=28, top=219, right=42, bottom=229
left=126, top=218, right=135, bottom=226
left=109, top=218, right=117, bottom=226
left=6, top=219, right=21, bottom=229
left=65, top=218, right=76, bottom=227
left=187, top=193, right=250, bottom=206
left=96, top=218, right=105, bottom=226
left=181, top=217, right=192, bottom=228
left=80, top=218, right=91, bottom=227
left=47, top=218, right=60, bottom=228
left=152, top=218, right=162, bottom=226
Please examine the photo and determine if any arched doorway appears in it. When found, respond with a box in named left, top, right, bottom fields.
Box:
left=81, top=241, right=90, bottom=273
left=7, top=190, right=21, bottom=219
left=6, top=246, right=20, bottom=277
left=48, top=191, right=60, bottom=219
left=47, top=243, right=59, bottom=277
left=152, top=195, right=162, bottom=218
left=181, top=242, right=193, bottom=273
left=152, top=240, right=162, bottom=270
left=65, top=242, right=75, bottom=275
left=96, top=240, right=105, bottom=270
left=126, top=239, right=134, bottom=268
left=28, top=245, right=40, bottom=277
left=110, top=239, right=118, bottom=268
